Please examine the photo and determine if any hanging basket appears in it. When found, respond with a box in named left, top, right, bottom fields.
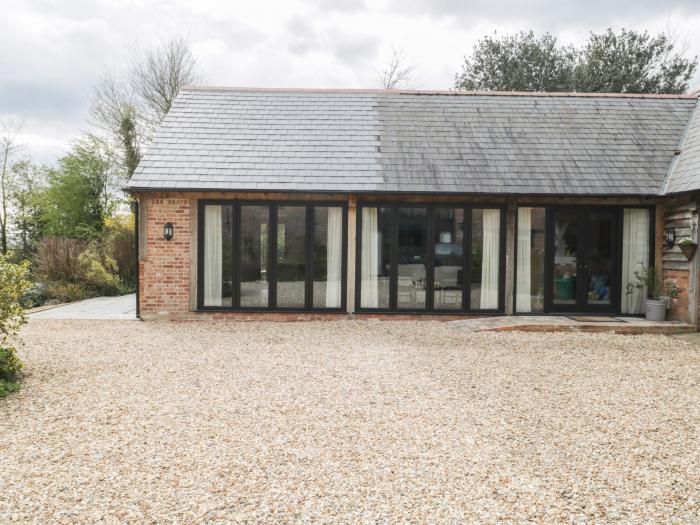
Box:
left=679, top=242, right=697, bottom=261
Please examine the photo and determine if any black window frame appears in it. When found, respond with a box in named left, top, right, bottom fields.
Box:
left=197, top=199, right=348, bottom=312
left=355, top=202, right=507, bottom=314
left=512, top=204, right=656, bottom=315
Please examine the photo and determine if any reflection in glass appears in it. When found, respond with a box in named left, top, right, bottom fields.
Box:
left=203, top=205, right=233, bottom=306
left=276, top=206, right=306, bottom=308
left=313, top=207, right=343, bottom=308
left=397, top=208, right=427, bottom=310
left=587, top=212, right=613, bottom=306
left=433, top=208, right=463, bottom=310
left=553, top=210, right=578, bottom=305
left=240, top=206, right=269, bottom=307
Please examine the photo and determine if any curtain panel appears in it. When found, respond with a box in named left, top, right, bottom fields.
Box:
left=621, top=208, right=650, bottom=314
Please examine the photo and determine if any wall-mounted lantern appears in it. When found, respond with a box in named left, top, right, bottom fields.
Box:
left=664, top=228, right=675, bottom=247
left=164, top=222, right=174, bottom=241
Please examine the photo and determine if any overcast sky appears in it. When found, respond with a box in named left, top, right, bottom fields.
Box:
left=2, top=0, right=700, bottom=164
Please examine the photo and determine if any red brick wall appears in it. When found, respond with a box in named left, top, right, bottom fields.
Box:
left=664, top=269, right=690, bottom=322
left=139, top=197, right=192, bottom=320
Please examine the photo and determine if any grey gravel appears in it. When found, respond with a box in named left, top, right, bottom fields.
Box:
left=1, top=319, right=699, bottom=523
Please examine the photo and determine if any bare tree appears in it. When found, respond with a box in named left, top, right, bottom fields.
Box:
left=379, top=46, right=415, bottom=89
left=91, top=72, right=143, bottom=180
left=130, top=36, right=202, bottom=127
left=0, top=119, right=25, bottom=255
left=90, top=36, right=202, bottom=180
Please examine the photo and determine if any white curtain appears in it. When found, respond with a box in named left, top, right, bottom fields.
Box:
left=516, top=208, right=532, bottom=313
left=480, top=209, right=500, bottom=309
left=325, top=207, right=343, bottom=307
left=621, top=208, right=650, bottom=314
left=361, top=207, right=379, bottom=308
left=203, top=205, right=222, bottom=306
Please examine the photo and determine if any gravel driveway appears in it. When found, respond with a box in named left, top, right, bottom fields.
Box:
left=2, top=320, right=699, bottom=523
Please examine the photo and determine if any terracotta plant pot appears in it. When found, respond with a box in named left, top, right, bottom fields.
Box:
left=679, top=242, right=697, bottom=261
left=644, top=298, right=667, bottom=322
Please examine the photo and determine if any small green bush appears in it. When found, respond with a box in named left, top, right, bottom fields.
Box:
left=44, top=281, right=93, bottom=303
left=21, top=282, right=48, bottom=308
left=0, top=256, right=30, bottom=398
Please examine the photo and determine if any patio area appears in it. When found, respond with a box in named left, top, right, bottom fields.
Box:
left=450, top=315, right=695, bottom=335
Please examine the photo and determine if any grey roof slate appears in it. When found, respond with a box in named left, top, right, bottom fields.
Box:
left=665, top=99, right=700, bottom=194
left=126, top=87, right=699, bottom=195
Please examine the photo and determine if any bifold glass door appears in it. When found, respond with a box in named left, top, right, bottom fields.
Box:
left=546, top=207, right=619, bottom=313
left=358, top=204, right=504, bottom=313
left=199, top=201, right=346, bottom=311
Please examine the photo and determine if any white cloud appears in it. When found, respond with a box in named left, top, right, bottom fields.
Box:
left=1, top=0, right=699, bottom=162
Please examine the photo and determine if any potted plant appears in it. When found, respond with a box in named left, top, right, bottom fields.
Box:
left=677, top=238, right=697, bottom=261
left=626, top=266, right=682, bottom=321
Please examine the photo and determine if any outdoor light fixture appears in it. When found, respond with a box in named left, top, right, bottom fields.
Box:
left=664, top=228, right=676, bottom=247
left=163, top=222, right=174, bottom=241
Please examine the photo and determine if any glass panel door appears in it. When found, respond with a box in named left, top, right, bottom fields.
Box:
left=276, top=206, right=306, bottom=308
left=586, top=212, right=614, bottom=307
left=240, top=205, right=270, bottom=307
left=548, top=208, right=618, bottom=313
left=552, top=210, right=579, bottom=307
left=397, top=207, right=428, bottom=310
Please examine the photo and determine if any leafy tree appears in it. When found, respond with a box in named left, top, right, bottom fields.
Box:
left=8, top=160, right=47, bottom=260
left=455, top=31, right=577, bottom=92
left=574, top=29, right=698, bottom=94
left=90, top=36, right=201, bottom=179
left=0, top=256, right=30, bottom=397
left=0, top=120, right=25, bottom=255
left=39, top=137, right=118, bottom=239
left=455, top=29, right=698, bottom=94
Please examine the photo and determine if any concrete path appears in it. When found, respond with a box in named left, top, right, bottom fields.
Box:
left=28, top=294, right=137, bottom=320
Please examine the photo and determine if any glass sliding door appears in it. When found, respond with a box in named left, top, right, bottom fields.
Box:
left=357, top=203, right=504, bottom=313
left=397, top=207, right=428, bottom=310
left=199, top=200, right=346, bottom=311
left=276, top=206, right=306, bottom=308
left=240, top=205, right=270, bottom=308
left=202, top=204, right=234, bottom=307
left=312, top=207, right=343, bottom=308
left=433, top=208, right=464, bottom=310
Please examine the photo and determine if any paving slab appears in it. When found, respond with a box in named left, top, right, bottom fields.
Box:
left=449, top=315, right=694, bottom=335
left=28, top=294, right=137, bottom=320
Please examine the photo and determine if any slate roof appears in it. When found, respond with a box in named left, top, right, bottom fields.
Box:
left=127, top=87, right=700, bottom=196
left=665, top=99, right=700, bottom=194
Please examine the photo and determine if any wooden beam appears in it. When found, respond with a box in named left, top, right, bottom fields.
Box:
left=346, top=195, right=357, bottom=314
left=504, top=201, right=516, bottom=315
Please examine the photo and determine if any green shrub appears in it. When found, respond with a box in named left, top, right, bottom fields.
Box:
left=21, top=282, right=48, bottom=308
left=44, top=281, right=93, bottom=303
left=0, top=256, right=30, bottom=398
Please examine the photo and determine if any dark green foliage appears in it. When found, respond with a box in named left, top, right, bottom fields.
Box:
left=456, top=31, right=577, bottom=92
left=38, top=138, right=115, bottom=239
left=456, top=29, right=698, bottom=94
left=574, top=29, right=697, bottom=94
left=120, top=111, right=141, bottom=179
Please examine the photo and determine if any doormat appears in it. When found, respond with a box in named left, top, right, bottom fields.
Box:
left=568, top=316, right=623, bottom=323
